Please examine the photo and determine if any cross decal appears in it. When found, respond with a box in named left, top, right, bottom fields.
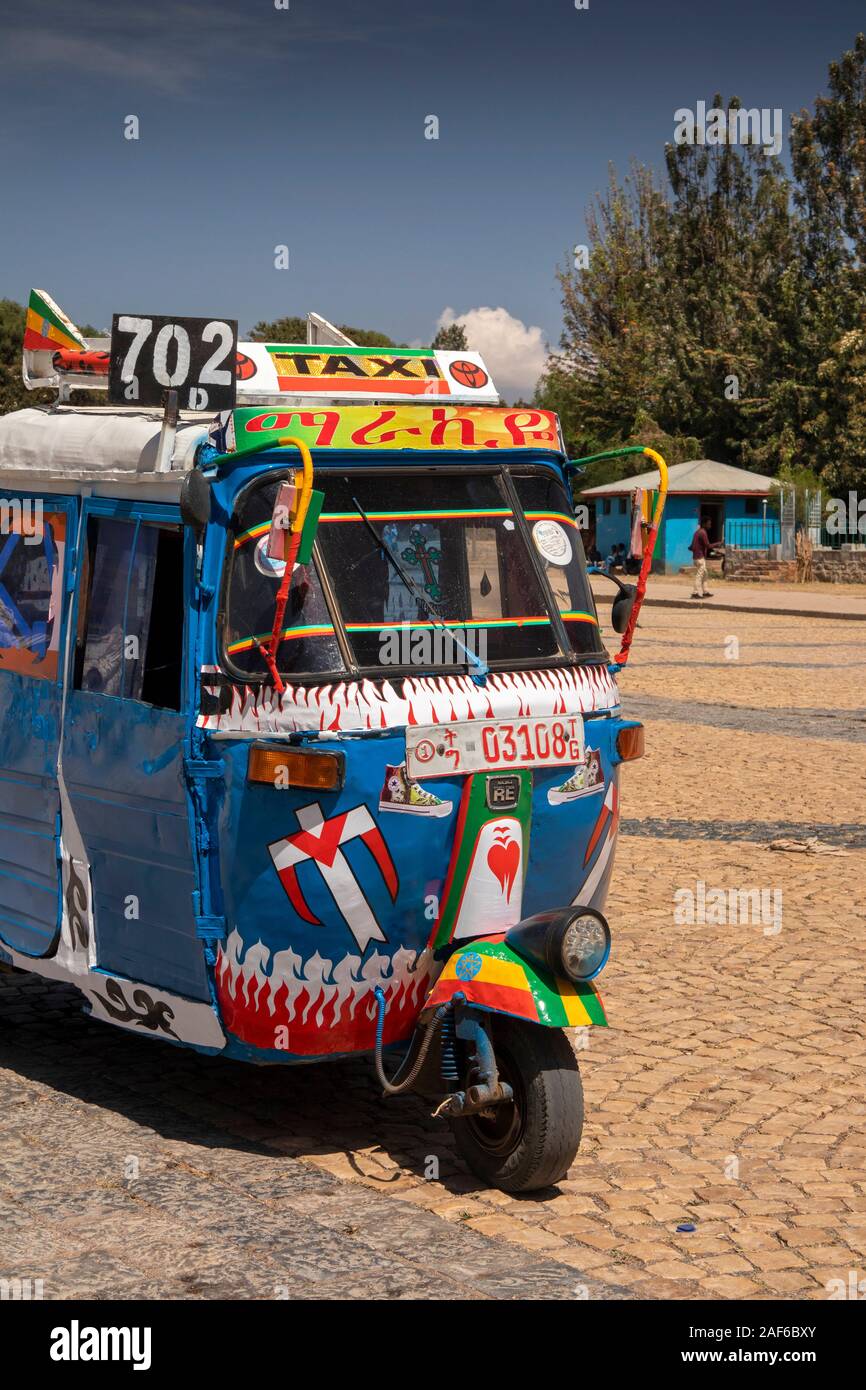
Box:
left=268, top=802, right=398, bottom=951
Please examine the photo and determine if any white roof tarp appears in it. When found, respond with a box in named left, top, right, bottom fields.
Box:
left=0, top=408, right=207, bottom=481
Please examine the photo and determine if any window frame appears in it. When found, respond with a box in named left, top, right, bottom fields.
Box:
left=218, top=462, right=610, bottom=687
left=70, top=498, right=190, bottom=713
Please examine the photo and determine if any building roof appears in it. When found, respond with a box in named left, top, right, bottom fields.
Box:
left=580, top=458, right=779, bottom=497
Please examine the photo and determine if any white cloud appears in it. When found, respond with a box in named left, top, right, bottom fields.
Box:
left=436, top=306, right=547, bottom=401
left=4, top=5, right=439, bottom=98
left=5, top=32, right=198, bottom=96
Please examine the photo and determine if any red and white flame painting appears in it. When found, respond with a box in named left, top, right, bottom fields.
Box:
left=215, top=930, right=439, bottom=1055
left=198, top=665, right=619, bottom=735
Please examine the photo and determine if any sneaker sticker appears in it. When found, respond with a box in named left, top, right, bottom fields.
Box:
left=547, top=747, right=604, bottom=804
left=378, top=762, right=453, bottom=818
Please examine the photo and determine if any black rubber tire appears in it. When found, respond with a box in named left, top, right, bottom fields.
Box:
left=449, top=1017, right=583, bottom=1193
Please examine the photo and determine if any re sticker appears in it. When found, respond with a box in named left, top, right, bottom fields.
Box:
left=532, top=519, right=572, bottom=566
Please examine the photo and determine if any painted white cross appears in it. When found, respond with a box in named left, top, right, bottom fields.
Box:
left=268, top=802, right=397, bottom=952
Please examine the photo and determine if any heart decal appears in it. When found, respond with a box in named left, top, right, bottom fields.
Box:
left=487, top=831, right=520, bottom=902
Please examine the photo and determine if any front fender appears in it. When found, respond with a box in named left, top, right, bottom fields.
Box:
left=424, top=936, right=607, bottom=1029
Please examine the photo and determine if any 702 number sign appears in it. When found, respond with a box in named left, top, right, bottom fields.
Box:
left=109, top=314, right=239, bottom=410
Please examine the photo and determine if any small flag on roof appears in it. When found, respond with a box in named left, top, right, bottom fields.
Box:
left=23, top=288, right=88, bottom=354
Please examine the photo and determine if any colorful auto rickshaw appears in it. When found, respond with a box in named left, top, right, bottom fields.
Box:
left=0, top=289, right=666, bottom=1190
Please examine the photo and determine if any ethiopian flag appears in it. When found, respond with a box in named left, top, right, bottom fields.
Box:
left=23, top=288, right=88, bottom=354
left=426, top=935, right=608, bottom=1029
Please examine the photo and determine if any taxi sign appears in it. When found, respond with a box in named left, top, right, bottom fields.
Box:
left=233, top=344, right=498, bottom=402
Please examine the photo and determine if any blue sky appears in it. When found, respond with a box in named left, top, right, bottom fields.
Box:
left=0, top=0, right=863, bottom=395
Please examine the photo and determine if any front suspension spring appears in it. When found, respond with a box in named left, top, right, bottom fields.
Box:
left=439, top=1006, right=459, bottom=1084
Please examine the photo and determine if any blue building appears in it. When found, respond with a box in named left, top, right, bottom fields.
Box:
left=581, top=459, right=780, bottom=575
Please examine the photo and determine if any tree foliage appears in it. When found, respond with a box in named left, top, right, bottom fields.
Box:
left=0, top=299, right=52, bottom=414
left=540, top=49, right=866, bottom=491
left=249, top=317, right=395, bottom=347
left=432, top=321, right=468, bottom=351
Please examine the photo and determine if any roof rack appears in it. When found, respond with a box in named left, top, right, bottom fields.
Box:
left=21, top=289, right=500, bottom=409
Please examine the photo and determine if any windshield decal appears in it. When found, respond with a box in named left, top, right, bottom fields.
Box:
left=234, top=508, right=580, bottom=551
left=524, top=510, right=580, bottom=529
left=226, top=612, right=599, bottom=657
left=233, top=507, right=515, bottom=550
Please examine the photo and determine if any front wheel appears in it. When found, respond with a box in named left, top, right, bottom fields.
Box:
left=449, top=1016, right=583, bottom=1192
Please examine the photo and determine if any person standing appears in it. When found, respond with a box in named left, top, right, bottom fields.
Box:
left=688, top=517, right=714, bottom=598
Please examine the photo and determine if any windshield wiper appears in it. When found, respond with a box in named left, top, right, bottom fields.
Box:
left=350, top=495, right=488, bottom=683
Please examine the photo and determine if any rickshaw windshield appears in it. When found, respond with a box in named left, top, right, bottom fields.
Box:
left=223, top=466, right=603, bottom=680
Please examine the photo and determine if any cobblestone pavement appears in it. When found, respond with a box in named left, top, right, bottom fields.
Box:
left=1, top=606, right=865, bottom=1300
left=0, top=978, right=628, bottom=1301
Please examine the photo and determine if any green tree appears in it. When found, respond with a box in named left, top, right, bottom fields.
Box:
left=806, top=328, right=866, bottom=488
left=571, top=411, right=701, bottom=494
left=432, top=321, right=468, bottom=351
left=340, top=325, right=396, bottom=347
left=0, top=299, right=52, bottom=414
left=538, top=163, right=673, bottom=454
left=789, top=33, right=866, bottom=487
left=791, top=33, right=866, bottom=281
left=662, top=98, right=798, bottom=465
left=249, top=317, right=396, bottom=347
left=539, top=82, right=862, bottom=487
left=248, top=315, right=308, bottom=343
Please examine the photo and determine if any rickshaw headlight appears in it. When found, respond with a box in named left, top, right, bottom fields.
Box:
left=506, top=907, right=610, bottom=984
left=559, top=911, right=610, bottom=982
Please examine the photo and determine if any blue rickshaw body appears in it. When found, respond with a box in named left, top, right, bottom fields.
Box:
left=0, top=442, right=629, bottom=1064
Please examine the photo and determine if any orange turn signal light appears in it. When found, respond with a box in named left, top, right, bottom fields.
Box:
left=616, top=724, right=645, bottom=762
left=247, top=743, right=345, bottom=790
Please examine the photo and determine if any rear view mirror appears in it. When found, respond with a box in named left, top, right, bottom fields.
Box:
left=611, top=584, right=637, bottom=634
left=179, top=469, right=212, bottom=536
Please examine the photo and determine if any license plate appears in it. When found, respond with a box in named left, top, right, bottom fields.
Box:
left=405, top=714, right=585, bottom=779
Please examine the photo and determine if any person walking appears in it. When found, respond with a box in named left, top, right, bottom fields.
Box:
left=688, top=516, right=714, bottom=598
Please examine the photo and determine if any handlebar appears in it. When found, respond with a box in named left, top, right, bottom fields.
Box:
left=570, top=444, right=669, bottom=669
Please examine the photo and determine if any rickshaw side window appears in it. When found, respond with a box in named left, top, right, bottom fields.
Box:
left=74, top=516, right=184, bottom=711
left=224, top=477, right=343, bottom=680
left=0, top=501, right=67, bottom=682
